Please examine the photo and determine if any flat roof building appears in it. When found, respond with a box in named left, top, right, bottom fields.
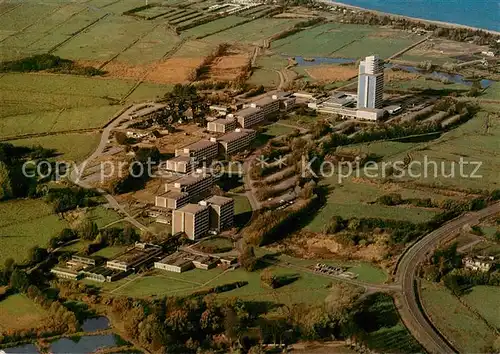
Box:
left=106, top=243, right=163, bottom=272
left=356, top=108, right=385, bottom=121
left=83, top=266, right=123, bottom=283
left=165, top=174, right=214, bottom=199
left=272, top=91, right=296, bottom=111
left=164, top=155, right=194, bottom=174
left=206, top=195, right=234, bottom=232
left=207, top=118, right=237, bottom=133
left=218, top=128, right=256, bottom=156
left=51, top=267, right=83, bottom=281
left=250, top=96, right=280, bottom=117
left=155, top=190, right=190, bottom=210
left=175, top=139, right=218, bottom=162
left=154, top=252, right=194, bottom=273
left=231, top=107, right=264, bottom=128
left=192, top=255, right=219, bottom=270
left=172, top=203, right=210, bottom=240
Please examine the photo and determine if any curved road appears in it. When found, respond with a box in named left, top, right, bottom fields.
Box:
left=69, top=104, right=165, bottom=232
left=395, top=202, right=500, bottom=354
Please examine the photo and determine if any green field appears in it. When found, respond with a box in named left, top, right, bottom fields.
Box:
left=85, top=206, right=123, bottom=228
left=264, top=123, right=297, bottom=137
left=382, top=112, right=500, bottom=190
left=461, top=286, right=500, bottom=328
left=421, top=280, right=497, bottom=353
left=7, top=132, right=100, bottom=162
left=181, top=15, right=247, bottom=39
left=111, top=266, right=335, bottom=304
left=231, top=194, right=252, bottom=216
left=358, top=293, right=422, bottom=353
left=306, top=179, right=440, bottom=232
left=386, top=76, right=469, bottom=92
left=0, top=294, right=49, bottom=331
left=0, top=73, right=136, bottom=139
left=482, top=82, right=500, bottom=100
left=0, top=199, right=68, bottom=262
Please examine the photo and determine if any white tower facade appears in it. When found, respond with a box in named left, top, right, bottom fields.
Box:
left=357, top=55, right=384, bottom=109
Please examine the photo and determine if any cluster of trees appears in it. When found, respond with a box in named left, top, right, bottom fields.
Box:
left=244, top=196, right=317, bottom=246
left=443, top=268, right=500, bottom=295
left=163, top=84, right=209, bottom=126
left=0, top=276, right=79, bottom=344
left=420, top=243, right=462, bottom=282
left=45, top=187, right=97, bottom=214
left=189, top=43, right=230, bottom=81
left=0, top=143, right=55, bottom=201
left=374, top=192, right=498, bottom=210
left=0, top=54, right=104, bottom=76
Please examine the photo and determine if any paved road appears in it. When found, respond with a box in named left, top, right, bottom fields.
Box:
left=395, top=202, right=500, bottom=354
left=69, top=103, right=164, bottom=232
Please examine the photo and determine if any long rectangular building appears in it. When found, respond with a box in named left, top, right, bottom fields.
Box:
left=165, top=174, right=214, bottom=199
left=250, top=96, right=280, bottom=117
left=155, top=190, right=190, bottom=210
left=207, top=118, right=237, bottom=133
left=231, top=107, right=264, bottom=128
left=175, top=139, right=218, bottom=162
left=164, top=155, right=193, bottom=174
left=218, top=128, right=256, bottom=156
left=106, top=243, right=163, bottom=272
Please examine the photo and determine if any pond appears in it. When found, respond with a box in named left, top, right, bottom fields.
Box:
left=287, top=55, right=356, bottom=66
left=50, top=334, right=122, bottom=354
left=2, top=344, right=39, bottom=353
left=387, top=63, right=493, bottom=88
left=81, top=316, right=110, bottom=332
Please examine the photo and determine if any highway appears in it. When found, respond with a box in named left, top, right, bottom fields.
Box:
left=395, top=202, right=500, bottom=354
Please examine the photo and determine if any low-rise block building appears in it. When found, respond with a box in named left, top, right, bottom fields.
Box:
left=106, top=243, right=163, bottom=272
left=250, top=96, right=280, bottom=117
left=154, top=252, right=194, bottom=273
left=50, top=267, right=83, bottom=281
left=165, top=174, right=214, bottom=199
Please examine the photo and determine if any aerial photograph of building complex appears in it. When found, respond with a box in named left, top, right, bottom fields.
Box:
left=0, top=0, right=499, bottom=353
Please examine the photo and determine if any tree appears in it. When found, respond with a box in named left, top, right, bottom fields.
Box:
left=10, top=268, right=30, bottom=292
left=0, top=161, right=13, bottom=200
left=115, top=131, right=131, bottom=145
left=78, top=218, right=99, bottom=241
left=239, top=243, right=257, bottom=271
left=28, top=246, right=48, bottom=264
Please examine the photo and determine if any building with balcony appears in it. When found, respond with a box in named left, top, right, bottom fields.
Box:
left=165, top=174, right=214, bottom=199
left=250, top=96, right=280, bottom=117
left=155, top=190, right=190, bottom=210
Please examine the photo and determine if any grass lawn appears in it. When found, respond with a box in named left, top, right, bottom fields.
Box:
left=0, top=294, right=49, bottom=331
left=247, top=68, right=280, bottom=87
left=7, top=132, right=101, bottom=162
left=181, top=15, right=247, bottom=39
left=358, top=293, right=422, bottom=353
left=420, top=280, right=497, bottom=353
left=306, top=178, right=440, bottom=232
left=93, top=245, right=129, bottom=259
left=231, top=194, right=252, bottom=215
left=126, top=82, right=172, bottom=103
left=0, top=199, right=68, bottom=262
left=86, top=206, right=123, bottom=228
left=264, top=123, right=297, bottom=137
left=382, top=111, right=500, bottom=190
left=333, top=35, right=419, bottom=59
left=461, top=286, right=500, bottom=328
left=482, top=81, right=500, bottom=100
left=277, top=115, right=317, bottom=129
left=195, top=237, right=234, bottom=253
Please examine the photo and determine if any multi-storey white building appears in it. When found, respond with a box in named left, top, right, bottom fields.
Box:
left=155, top=190, right=190, bottom=210
left=250, top=96, right=280, bottom=117
left=164, top=155, right=194, bottom=174
left=357, top=55, right=384, bottom=109
left=165, top=174, right=214, bottom=199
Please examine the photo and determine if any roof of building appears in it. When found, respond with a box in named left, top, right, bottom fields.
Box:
left=176, top=173, right=212, bottom=186
left=210, top=118, right=235, bottom=125
left=51, top=267, right=81, bottom=275
left=167, top=155, right=193, bottom=163
left=252, top=96, right=276, bottom=107
left=108, top=244, right=162, bottom=266
left=192, top=254, right=218, bottom=265
left=175, top=203, right=208, bottom=214
left=205, top=195, right=234, bottom=206
left=235, top=106, right=261, bottom=117
left=158, top=190, right=189, bottom=200
left=218, top=129, right=253, bottom=143
left=156, top=251, right=193, bottom=267
left=181, top=139, right=217, bottom=151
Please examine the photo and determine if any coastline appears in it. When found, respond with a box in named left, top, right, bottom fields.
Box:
left=320, top=0, right=500, bottom=36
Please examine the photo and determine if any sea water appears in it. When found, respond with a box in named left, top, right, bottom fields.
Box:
left=332, top=0, right=499, bottom=31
